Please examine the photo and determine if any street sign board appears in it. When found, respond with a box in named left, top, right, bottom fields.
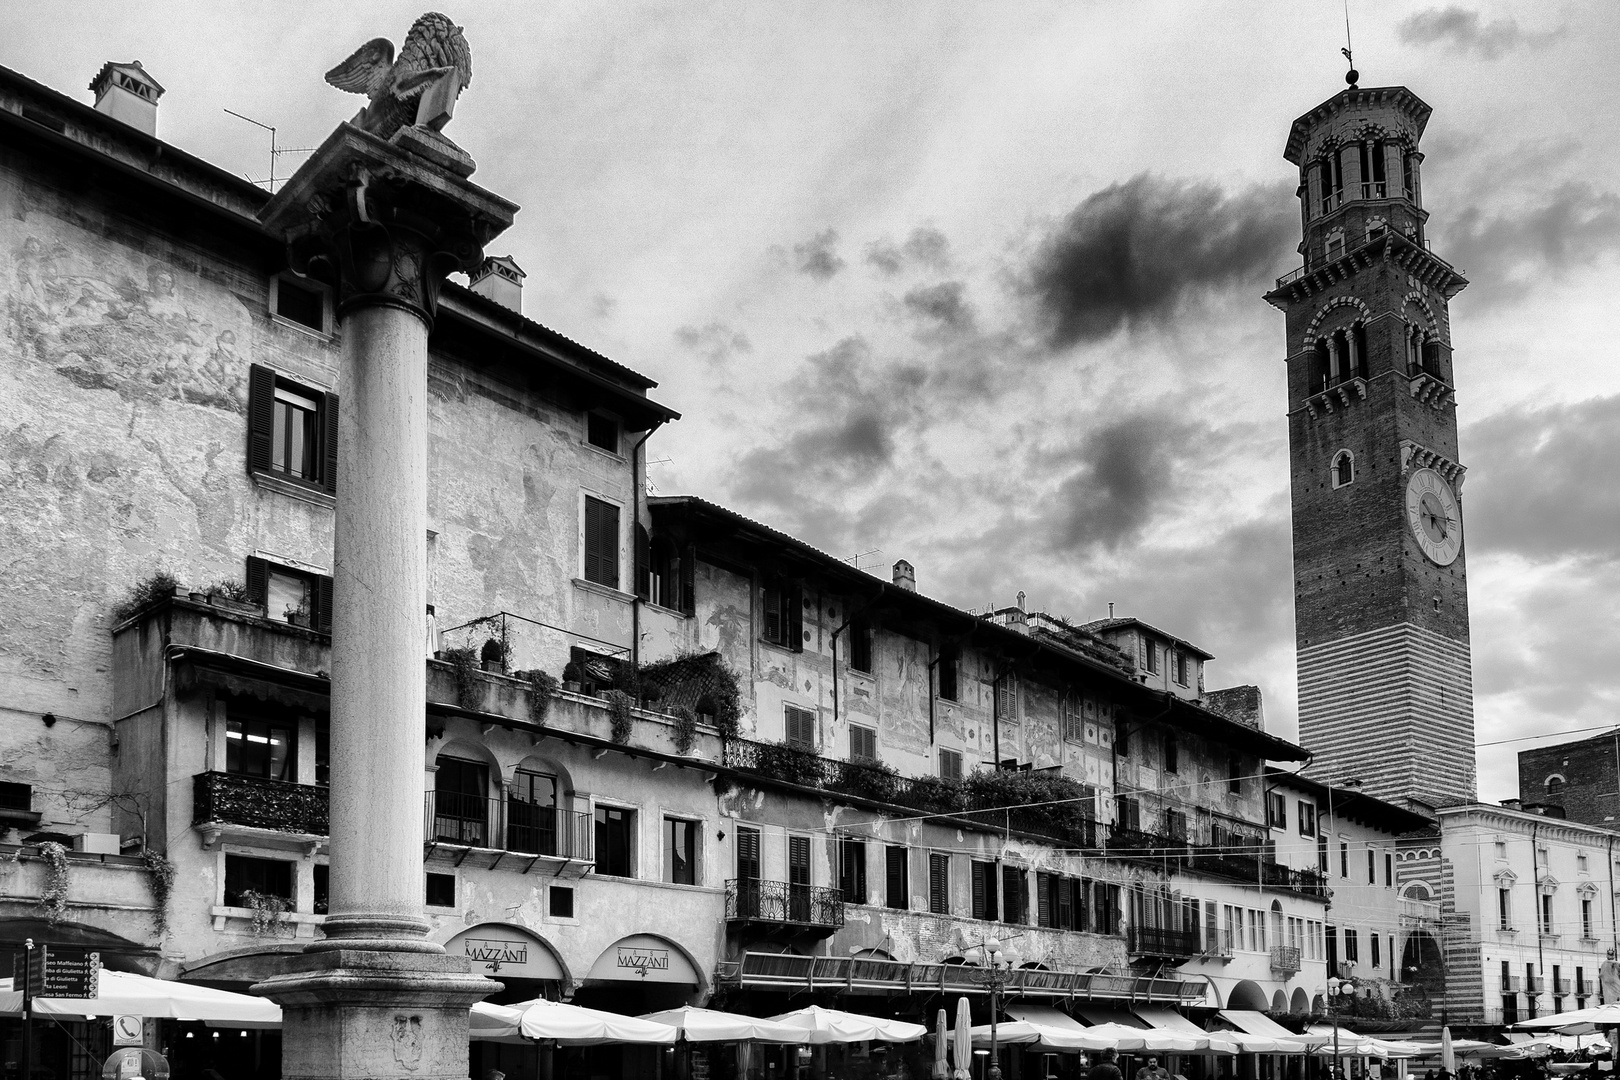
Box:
left=11, top=947, right=102, bottom=998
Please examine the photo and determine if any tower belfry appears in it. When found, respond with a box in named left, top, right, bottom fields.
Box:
left=1265, top=83, right=1475, bottom=808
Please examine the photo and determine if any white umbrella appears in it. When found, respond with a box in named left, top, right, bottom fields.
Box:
left=1515, top=1004, right=1620, bottom=1036
left=970, top=1020, right=1124, bottom=1052
left=1441, top=1026, right=1457, bottom=1074
left=486, top=997, right=677, bottom=1045
left=640, top=1006, right=802, bottom=1043
left=934, top=1008, right=950, bottom=1079
left=953, top=997, right=972, bottom=1080
left=0, top=972, right=280, bottom=1028
left=767, top=1005, right=926, bottom=1044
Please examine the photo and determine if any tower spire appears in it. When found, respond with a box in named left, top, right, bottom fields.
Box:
left=1342, top=0, right=1359, bottom=87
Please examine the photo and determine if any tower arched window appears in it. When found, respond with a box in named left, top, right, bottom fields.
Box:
left=1333, top=451, right=1355, bottom=489
left=1361, top=140, right=1388, bottom=199
left=1320, top=151, right=1344, bottom=214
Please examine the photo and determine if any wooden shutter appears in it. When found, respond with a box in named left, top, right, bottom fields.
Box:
left=584, top=498, right=619, bottom=588
left=245, top=556, right=269, bottom=606
left=1076, top=879, right=1092, bottom=933
left=1036, top=872, right=1053, bottom=927
left=763, top=580, right=782, bottom=642
left=736, top=827, right=761, bottom=879
left=785, top=705, right=814, bottom=748
left=1002, top=865, right=1023, bottom=925
left=929, top=854, right=949, bottom=914
left=634, top=523, right=651, bottom=600
left=315, top=574, right=334, bottom=634
left=885, top=846, right=908, bottom=909
left=1056, top=874, right=1073, bottom=929
left=678, top=544, right=696, bottom=615
left=246, top=364, right=276, bottom=474
left=786, top=583, right=803, bottom=652
left=788, top=836, right=810, bottom=886
left=322, top=392, right=339, bottom=493
left=971, top=862, right=987, bottom=920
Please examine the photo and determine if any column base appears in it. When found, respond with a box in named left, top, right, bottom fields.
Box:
left=254, top=949, right=502, bottom=1080
left=313, top=912, right=442, bottom=953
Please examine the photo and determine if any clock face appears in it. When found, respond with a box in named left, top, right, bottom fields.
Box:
left=1405, top=468, right=1462, bottom=566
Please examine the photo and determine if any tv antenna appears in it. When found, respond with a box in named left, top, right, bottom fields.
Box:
left=223, top=108, right=316, bottom=193
left=1341, top=0, right=1359, bottom=87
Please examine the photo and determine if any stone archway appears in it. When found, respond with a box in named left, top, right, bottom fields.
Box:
left=1400, top=929, right=1444, bottom=991
left=1291, top=988, right=1310, bottom=1014
left=1228, top=979, right=1270, bottom=1010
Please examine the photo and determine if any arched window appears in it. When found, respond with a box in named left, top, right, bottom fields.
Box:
left=1320, top=151, right=1344, bottom=214
left=1546, top=775, right=1567, bottom=795
left=1333, top=451, right=1355, bottom=488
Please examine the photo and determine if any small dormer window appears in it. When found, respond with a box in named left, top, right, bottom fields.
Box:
left=1332, top=450, right=1354, bottom=489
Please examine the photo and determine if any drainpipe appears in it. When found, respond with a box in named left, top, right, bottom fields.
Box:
left=629, top=419, right=667, bottom=671
left=1532, top=823, right=1546, bottom=1004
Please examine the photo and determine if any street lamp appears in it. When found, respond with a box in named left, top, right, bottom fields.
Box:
left=1327, top=969, right=1358, bottom=1080
left=977, top=939, right=1013, bottom=1080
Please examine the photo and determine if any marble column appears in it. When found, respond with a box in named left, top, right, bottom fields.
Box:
left=253, top=122, right=517, bottom=1080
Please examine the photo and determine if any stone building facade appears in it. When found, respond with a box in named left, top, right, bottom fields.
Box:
left=1517, top=729, right=1620, bottom=828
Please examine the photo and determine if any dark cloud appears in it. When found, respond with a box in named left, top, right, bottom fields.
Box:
left=1398, top=7, right=1564, bottom=60
left=1445, top=183, right=1620, bottom=301
left=675, top=322, right=753, bottom=368
left=1026, top=174, right=1295, bottom=349
left=1463, top=394, right=1620, bottom=561
left=793, top=228, right=846, bottom=279
left=1044, top=412, right=1209, bottom=553
left=728, top=337, right=927, bottom=517
left=902, top=281, right=976, bottom=335
left=866, top=226, right=953, bottom=276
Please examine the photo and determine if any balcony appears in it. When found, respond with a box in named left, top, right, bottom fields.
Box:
left=1525, top=975, right=1543, bottom=993
left=1271, top=946, right=1303, bottom=975
left=1554, top=978, right=1572, bottom=996
left=726, top=878, right=843, bottom=934
left=1202, top=928, right=1235, bottom=960
left=423, top=792, right=592, bottom=863
left=1128, top=926, right=1202, bottom=960
left=193, top=771, right=328, bottom=839
left=1503, top=976, right=1523, bottom=993
left=722, top=951, right=1206, bottom=1002
left=1400, top=896, right=1441, bottom=924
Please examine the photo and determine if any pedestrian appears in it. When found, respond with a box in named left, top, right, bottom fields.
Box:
left=1136, top=1057, right=1165, bottom=1080
left=1091, top=1047, right=1127, bottom=1080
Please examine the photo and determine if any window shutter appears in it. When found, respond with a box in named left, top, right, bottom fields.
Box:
left=886, top=846, right=907, bottom=909
left=315, top=574, right=334, bottom=634
left=786, top=583, right=803, bottom=652
left=634, top=523, right=651, bottom=600
left=245, top=556, right=269, bottom=606
left=737, top=827, right=760, bottom=879
left=1056, top=874, right=1073, bottom=929
left=678, top=545, right=696, bottom=615
left=322, top=392, right=339, bottom=493
left=763, top=580, right=782, bottom=643
left=583, top=499, right=603, bottom=584
left=929, top=854, right=948, bottom=914
left=1036, top=872, right=1052, bottom=927
left=247, top=365, right=275, bottom=474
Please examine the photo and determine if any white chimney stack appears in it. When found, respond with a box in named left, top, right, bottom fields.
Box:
left=469, top=255, right=526, bottom=313
left=89, top=61, right=164, bottom=137
left=892, top=559, right=915, bottom=592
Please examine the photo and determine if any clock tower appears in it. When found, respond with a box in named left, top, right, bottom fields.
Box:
left=1265, top=80, right=1475, bottom=808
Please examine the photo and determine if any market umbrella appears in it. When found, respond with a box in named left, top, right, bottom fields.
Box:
left=767, top=1005, right=925, bottom=1044
left=0, top=972, right=280, bottom=1028
left=953, top=997, right=972, bottom=1080
left=1440, top=1026, right=1457, bottom=1075
left=1515, top=1004, right=1620, bottom=1036
left=934, top=1008, right=950, bottom=1079
left=489, top=997, right=677, bottom=1045
left=969, top=1020, right=1119, bottom=1052
left=640, top=1006, right=802, bottom=1043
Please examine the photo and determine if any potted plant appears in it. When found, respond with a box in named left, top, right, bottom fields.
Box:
left=562, top=661, right=582, bottom=693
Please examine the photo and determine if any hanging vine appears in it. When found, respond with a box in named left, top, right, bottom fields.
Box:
left=519, top=668, right=560, bottom=724
left=38, top=842, right=70, bottom=926
left=605, top=690, right=634, bottom=744
left=241, top=889, right=290, bottom=937
left=442, top=646, right=481, bottom=709
left=140, top=849, right=176, bottom=939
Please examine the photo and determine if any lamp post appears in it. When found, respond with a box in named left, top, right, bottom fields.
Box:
left=1327, top=970, right=1357, bottom=1080
left=978, top=938, right=1013, bottom=1080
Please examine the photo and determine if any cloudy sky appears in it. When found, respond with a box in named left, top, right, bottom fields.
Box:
left=5, top=1, right=1617, bottom=802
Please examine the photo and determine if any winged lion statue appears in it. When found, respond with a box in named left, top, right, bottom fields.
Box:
left=324, top=12, right=472, bottom=140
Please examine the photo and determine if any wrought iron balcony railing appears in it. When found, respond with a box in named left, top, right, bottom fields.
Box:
left=1270, top=946, right=1303, bottom=974
left=1128, top=926, right=1202, bottom=959
left=726, top=878, right=844, bottom=930
left=423, top=792, right=592, bottom=860
left=192, top=771, right=328, bottom=835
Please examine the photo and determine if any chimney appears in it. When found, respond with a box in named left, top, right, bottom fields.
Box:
left=1005, top=608, right=1029, bottom=635
left=89, top=61, right=164, bottom=137
left=892, top=560, right=915, bottom=592
left=469, top=255, right=526, bottom=313
left=1016, top=591, right=1026, bottom=611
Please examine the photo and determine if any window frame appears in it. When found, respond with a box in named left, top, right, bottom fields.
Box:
left=928, top=852, right=950, bottom=915
left=585, top=410, right=621, bottom=456
left=938, top=747, right=963, bottom=781
left=225, top=711, right=298, bottom=782
left=1332, top=450, right=1355, bottom=489
left=937, top=648, right=959, bottom=702
left=849, top=724, right=878, bottom=764
left=1299, top=801, right=1316, bottom=837
left=884, top=845, right=908, bottom=910
left=268, top=273, right=332, bottom=336
left=784, top=704, right=817, bottom=749
left=1266, top=791, right=1287, bottom=829
left=663, top=815, right=698, bottom=886
left=245, top=555, right=333, bottom=633
left=839, top=837, right=867, bottom=903
left=847, top=617, right=874, bottom=674
left=247, top=364, right=338, bottom=494
left=762, top=577, right=804, bottom=651
left=593, top=803, right=635, bottom=878
left=581, top=493, right=623, bottom=591
left=223, top=853, right=294, bottom=908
